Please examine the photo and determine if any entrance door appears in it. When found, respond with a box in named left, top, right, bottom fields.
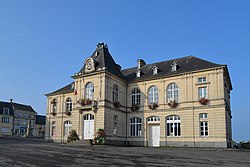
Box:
left=83, top=114, right=94, bottom=139
left=149, top=125, right=160, bottom=147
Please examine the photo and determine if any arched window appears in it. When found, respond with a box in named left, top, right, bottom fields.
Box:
left=147, top=116, right=160, bottom=122
left=64, top=121, right=72, bottom=136
left=167, top=83, right=179, bottom=102
left=166, top=115, right=181, bottom=136
left=113, top=84, right=119, bottom=102
left=130, top=117, right=142, bottom=137
left=132, top=88, right=141, bottom=106
left=65, top=97, right=72, bottom=112
left=85, top=82, right=94, bottom=100
left=148, top=86, right=158, bottom=104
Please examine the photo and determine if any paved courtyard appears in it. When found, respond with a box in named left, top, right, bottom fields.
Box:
left=0, top=137, right=249, bottom=167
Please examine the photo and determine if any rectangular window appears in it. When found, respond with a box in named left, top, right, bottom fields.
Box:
left=198, top=77, right=206, bottom=83
left=200, top=121, right=208, bottom=136
left=17, top=112, right=21, bottom=118
left=17, top=119, right=21, bottom=125
left=2, top=117, right=10, bottom=123
left=200, top=113, right=208, bottom=119
left=198, top=87, right=207, bottom=98
left=130, top=118, right=142, bottom=137
left=52, top=121, right=56, bottom=136
left=3, top=108, right=10, bottom=115
left=113, top=115, right=118, bottom=135
left=167, top=122, right=181, bottom=136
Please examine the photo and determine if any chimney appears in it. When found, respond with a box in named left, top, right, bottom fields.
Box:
left=9, top=98, right=13, bottom=103
left=116, top=64, right=121, bottom=70
left=137, top=59, right=146, bottom=69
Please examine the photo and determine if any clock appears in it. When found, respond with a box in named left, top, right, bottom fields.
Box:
left=85, top=58, right=95, bottom=72
left=86, top=60, right=92, bottom=70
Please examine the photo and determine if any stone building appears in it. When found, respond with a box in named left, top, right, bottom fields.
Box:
left=45, top=43, right=232, bottom=147
left=34, top=115, right=46, bottom=138
left=0, top=101, right=14, bottom=136
left=0, top=99, right=36, bottom=136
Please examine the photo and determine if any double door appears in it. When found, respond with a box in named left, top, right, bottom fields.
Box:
left=83, top=114, right=94, bottom=139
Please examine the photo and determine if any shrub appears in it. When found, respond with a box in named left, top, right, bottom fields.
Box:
left=67, top=130, right=79, bottom=143
left=93, top=129, right=105, bottom=145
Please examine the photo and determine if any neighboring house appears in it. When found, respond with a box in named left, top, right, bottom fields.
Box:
left=0, top=102, right=14, bottom=136
left=45, top=43, right=232, bottom=148
left=34, top=115, right=46, bottom=138
left=0, top=100, right=37, bottom=137
left=11, top=100, right=36, bottom=136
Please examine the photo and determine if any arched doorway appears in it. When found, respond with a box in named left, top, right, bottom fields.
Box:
left=83, top=114, right=94, bottom=139
left=147, top=116, right=160, bottom=147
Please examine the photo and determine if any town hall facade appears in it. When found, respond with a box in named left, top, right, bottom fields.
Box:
left=45, top=43, right=232, bottom=148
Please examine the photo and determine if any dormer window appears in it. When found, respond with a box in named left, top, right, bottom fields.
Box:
left=152, top=66, right=158, bottom=75
left=3, top=108, right=10, bottom=115
left=136, top=69, right=141, bottom=78
left=171, top=62, right=177, bottom=72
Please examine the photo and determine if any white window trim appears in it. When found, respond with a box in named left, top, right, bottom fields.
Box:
left=166, top=115, right=181, bottom=137
left=148, top=86, right=159, bottom=104
left=129, top=117, right=142, bottom=137
left=198, top=87, right=207, bottom=98
left=132, top=88, right=141, bottom=106
left=200, top=121, right=209, bottom=137
left=167, top=83, right=179, bottom=102
left=85, top=82, right=94, bottom=100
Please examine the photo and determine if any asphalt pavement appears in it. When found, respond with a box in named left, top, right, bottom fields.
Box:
left=0, top=136, right=249, bottom=167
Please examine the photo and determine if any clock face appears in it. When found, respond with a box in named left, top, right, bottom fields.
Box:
left=86, top=60, right=92, bottom=70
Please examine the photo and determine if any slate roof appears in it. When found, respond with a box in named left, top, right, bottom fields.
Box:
left=0, top=101, right=14, bottom=115
left=45, top=82, right=74, bottom=96
left=46, top=44, right=230, bottom=96
left=121, top=56, right=224, bottom=82
left=78, top=43, right=125, bottom=80
left=11, top=102, right=36, bottom=113
left=35, top=115, right=46, bottom=125
left=0, top=101, right=36, bottom=114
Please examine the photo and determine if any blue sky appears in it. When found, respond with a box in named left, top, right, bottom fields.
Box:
left=0, top=1, right=249, bottom=141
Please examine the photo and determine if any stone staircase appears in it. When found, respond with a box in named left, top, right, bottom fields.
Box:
left=69, top=139, right=93, bottom=146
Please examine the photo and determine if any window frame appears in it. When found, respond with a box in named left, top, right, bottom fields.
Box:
left=131, top=88, right=141, bottom=106
left=3, top=108, right=10, bottom=115
left=198, top=87, right=207, bottom=98
left=167, top=83, right=179, bottom=102
left=199, top=113, right=208, bottom=119
left=65, top=97, right=72, bottom=112
left=2, top=116, right=10, bottom=123
left=51, top=121, right=56, bottom=136
left=198, top=77, right=207, bottom=83
left=113, top=115, right=118, bottom=135
left=113, top=84, right=119, bottom=103
left=129, top=117, right=142, bottom=137
left=148, top=86, right=159, bottom=104
left=166, top=115, right=181, bottom=137
left=64, top=121, right=72, bottom=136
left=200, top=121, right=208, bottom=137
left=85, top=82, right=94, bottom=100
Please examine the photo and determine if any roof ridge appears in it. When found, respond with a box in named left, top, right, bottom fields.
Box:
left=121, top=55, right=222, bottom=72
left=121, top=55, right=195, bottom=71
